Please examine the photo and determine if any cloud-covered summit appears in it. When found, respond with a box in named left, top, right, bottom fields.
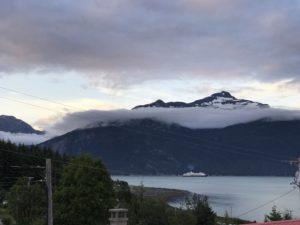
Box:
left=1, top=0, right=300, bottom=86
left=2, top=103, right=300, bottom=145
left=46, top=107, right=300, bottom=137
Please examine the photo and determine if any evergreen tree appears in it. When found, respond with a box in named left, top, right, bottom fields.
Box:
left=54, top=155, right=115, bottom=225
left=283, top=210, right=292, bottom=220
left=114, top=180, right=132, bottom=207
left=0, top=140, right=66, bottom=190
left=264, top=206, right=293, bottom=222
left=187, top=194, right=216, bottom=225
left=265, top=206, right=283, bottom=222
left=6, top=178, right=46, bottom=225
left=223, top=210, right=231, bottom=225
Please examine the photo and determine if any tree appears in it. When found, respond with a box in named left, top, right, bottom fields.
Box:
left=114, top=180, right=132, bottom=207
left=264, top=205, right=292, bottom=222
left=223, top=210, right=231, bottom=225
left=283, top=210, right=292, bottom=220
left=6, top=178, right=46, bottom=225
left=186, top=194, right=216, bottom=225
left=0, top=187, right=5, bottom=203
left=54, top=155, right=115, bottom=225
left=168, top=208, right=196, bottom=225
left=265, top=206, right=282, bottom=221
left=128, top=193, right=170, bottom=225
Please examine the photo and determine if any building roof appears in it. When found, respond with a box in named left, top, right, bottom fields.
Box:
left=242, top=220, right=300, bottom=225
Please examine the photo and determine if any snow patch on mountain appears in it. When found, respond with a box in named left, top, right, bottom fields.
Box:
left=133, top=91, right=269, bottom=110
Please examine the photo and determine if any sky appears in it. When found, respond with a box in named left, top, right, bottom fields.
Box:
left=1, top=0, right=300, bottom=128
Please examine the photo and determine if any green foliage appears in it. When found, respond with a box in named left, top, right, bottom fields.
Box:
left=0, top=140, right=67, bottom=190
left=114, top=180, right=132, bottom=207
left=54, top=155, right=115, bottom=225
left=0, top=207, right=16, bottom=225
left=223, top=210, right=230, bottom=225
left=128, top=188, right=217, bottom=225
left=6, top=178, right=46, bottom=225
left=0, top=140, right=68, bottom=224
left=1, top=215, right=15, bottom=225
left=131, top=197, right=169, bottom=225
left=0, top=188, right=5, bottom=203
left=283, top=210, right=293, bottom=220
left=186, top=194, right=216, bottom=225
left=217, top=212, right=249, bottom=225
left=264, top=205, right=292, bottom=222
left=0, top=140, right=245, bottom=225
left=167, top=208, right=196, bottom=225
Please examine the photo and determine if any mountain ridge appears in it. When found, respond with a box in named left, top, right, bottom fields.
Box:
left=0, top=115, right=44, bottom=134
left=133, top=91, right=269, bottom=110
left=39, top=118, right=298, bottom=176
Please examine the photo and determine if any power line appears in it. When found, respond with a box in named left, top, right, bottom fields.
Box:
left=0, top=111, right=290, bottom=164
left=0, top=165, right=45, bottom=169
left=0, top=96, right=58, bottom=113
left=237, top=187, right=297, bottom=218
left=0, top=147, right=52, bottom=160
left=141, top=124, right=288, bottom=160
left=0, top=147, right=110, bottom=172
left=0, top=86, right=286, bottom=159
left=0, top=93, right=289, bottom=164
left=0, top=85, right=294, bottom=164
left=112, top=125, right=287, bottom=164
left=0, top=181, right=18, bottom=184
left=0, top=85, right=84, bottom=111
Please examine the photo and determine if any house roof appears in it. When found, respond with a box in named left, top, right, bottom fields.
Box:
left=242, top=220, right=300, bottom=225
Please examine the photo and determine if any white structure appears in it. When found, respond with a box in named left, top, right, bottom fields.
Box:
left=182, top=171, right=207, bottom=177
left=109, top=208, right=128, bottom=225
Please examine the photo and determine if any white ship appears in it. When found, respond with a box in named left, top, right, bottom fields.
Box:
left=182, top=171, right=207, bottom=177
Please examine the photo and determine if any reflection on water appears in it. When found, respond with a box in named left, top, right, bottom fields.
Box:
left=112, top=176, right=300, bottom=222
left=206, top=194, right=235, bottom=206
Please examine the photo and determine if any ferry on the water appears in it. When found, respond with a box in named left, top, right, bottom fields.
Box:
left=182, top=171, right=207, bottom=177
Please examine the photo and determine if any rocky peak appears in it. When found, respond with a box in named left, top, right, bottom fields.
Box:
left=133, top=91, right=269, bottom=110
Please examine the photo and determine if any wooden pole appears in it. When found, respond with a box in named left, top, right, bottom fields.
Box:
left=46, top=159, right=53, bottom=225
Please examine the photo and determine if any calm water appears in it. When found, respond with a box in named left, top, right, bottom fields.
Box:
left=112, top=176, right=300, bottom=222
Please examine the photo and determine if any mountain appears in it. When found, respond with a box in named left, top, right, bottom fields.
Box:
left=133, top=91, right=269, bottom=109
left=39, top=118, right=298, bottom=176
left=0, top=115, right=43, bottom=134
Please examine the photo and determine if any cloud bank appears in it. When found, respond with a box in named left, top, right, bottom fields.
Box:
left=3, top=107, right=300, bottom=144
left=1, top=0, right=300, bottom=86
left=46, top=107, right=300, bottom=136
left=0, top=131, right=53, bottom=145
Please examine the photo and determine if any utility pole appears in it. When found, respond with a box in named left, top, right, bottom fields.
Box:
left=46, top=159, right=53, bottom=225
left=289, top=157, right=300, bottom=188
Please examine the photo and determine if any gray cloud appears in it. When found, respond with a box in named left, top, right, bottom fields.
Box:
left=46, top=107, right=300, bottom=136
left=0, top=0, right=300, bottom=86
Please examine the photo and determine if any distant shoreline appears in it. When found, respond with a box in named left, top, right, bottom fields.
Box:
left=130, top=185, right=191, bottom=202
left=129, top=185, right=252, bottom=224
left=113, top=174, right=294, bottom=178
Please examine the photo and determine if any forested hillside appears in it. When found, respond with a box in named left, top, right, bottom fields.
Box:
left=0, top=140, right=240, bottom=225
left=40, top=119, right=299, bottom=176
left=0, top=140, right=68, bottom=189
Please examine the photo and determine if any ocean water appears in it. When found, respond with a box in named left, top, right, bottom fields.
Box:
left=112, top=176, right=300, bottom=222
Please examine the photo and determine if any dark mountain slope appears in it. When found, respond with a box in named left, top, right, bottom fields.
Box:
left=0, top=115, right=43, bottom=134
left=39, top=119, right=299, bottom=176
